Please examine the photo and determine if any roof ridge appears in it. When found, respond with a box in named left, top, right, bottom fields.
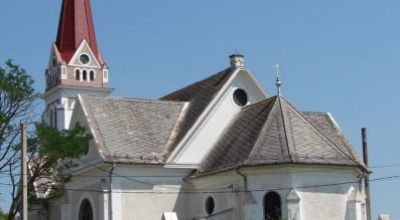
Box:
left=80, top=94, right=188, bottom=105
left=77, top=95, right=111, bottom=158
left=161, top=68, right=233, bottom=100
left=302, top=111, right=328, bottom=115
left=245, top=98, right=282, bottom=163
left=279, top=96, right=359, bottom=165
left=278, top=97, right=294, bottom=162
left=240, top=96, right=278, bottom=111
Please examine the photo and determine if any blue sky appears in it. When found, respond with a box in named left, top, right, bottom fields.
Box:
left=1, top=0, right=399, bottom=218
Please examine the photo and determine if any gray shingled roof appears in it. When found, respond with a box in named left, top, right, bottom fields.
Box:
left=79, top=95, right=187, bottom=164
left=197, top=96, right=365, bottom=175
left=160, top=68, right=235, bottom=151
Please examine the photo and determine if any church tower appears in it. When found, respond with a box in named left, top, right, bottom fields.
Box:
left=43, top=0, right=112, bottom=130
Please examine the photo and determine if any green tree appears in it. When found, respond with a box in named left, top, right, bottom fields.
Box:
left=0, top=60, right=91, bottom=220
left=0, top=208, right=8, bottom=220
left=0, top=59, right=38, bottom=174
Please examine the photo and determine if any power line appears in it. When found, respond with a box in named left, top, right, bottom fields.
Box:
left=370, top=163, right=400, bottom=169
left=74, top=158, right=204, bottom=191
left=0, top=173, right=399, bottom=195
left=1, top=162, right=399, bottom=179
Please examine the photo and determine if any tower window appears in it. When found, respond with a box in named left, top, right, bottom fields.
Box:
left=264, top=191, right=282, bottom=220
left=83, top=70, right=87, bottom=81
left=75, top=69, right=81, bottom=80
left=90, top=70, right=95, bottom=81
left=79, top=199, right=93, bottom=220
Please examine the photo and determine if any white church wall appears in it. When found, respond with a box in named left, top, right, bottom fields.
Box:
left=71, top=184, right=103, bottom=220
left=244, top=165, right=363, bottom=220
left=345, top=186, right=366, bottom=220
left=65, top=171, right=108, bottom=220
left=112, top=165, right=193, bottom=220
left=189, top=170, right=245, bottom=220
left=294, top=172, right=360, bottom=220
left=46, top=173, right=105, bottom=220
left=169, top=69, right=267, bottom=167
left=245, top=168, right=292, bottom=220
left=189, top=165, right=364, bottom=220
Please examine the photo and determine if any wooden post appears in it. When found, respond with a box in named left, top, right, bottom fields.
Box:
left=362, top=128, right=371, bottom=220
left=21, top=124, right=28, bottom=220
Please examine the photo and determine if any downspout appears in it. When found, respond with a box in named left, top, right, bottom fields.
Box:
left=236, top=167, right=248, bottom=220
left=108, top=163, right=116, bottom=220
left=236, top=168, right=248, bottom=192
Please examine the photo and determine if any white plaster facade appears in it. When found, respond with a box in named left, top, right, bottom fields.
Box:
left=34, top=59, right=369, bottom=220
left=40, top=164, right=367, bottom=220
left=32, top=1, right=369, bottom=219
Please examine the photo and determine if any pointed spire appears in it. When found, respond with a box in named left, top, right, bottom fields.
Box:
left=55, top=0, right=103, bottom=64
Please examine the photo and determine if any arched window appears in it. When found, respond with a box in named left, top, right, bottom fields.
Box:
left=75, top=69, right=81, bottom=80
left=264, top=192, right=282, bottom=220
left=79, top=199, right=93, bottom=220
left=89, top=70, right=95, bottom=81
left=83, top=70, right=87, bottom=81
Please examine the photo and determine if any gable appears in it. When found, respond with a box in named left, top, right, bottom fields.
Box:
left=69, top=96, right=104, bottom=162
left=165, top=67, right=268, bottom=167
left=161, top=68, right=234, bottom=152
left=69, top=40, right=101, bottom=68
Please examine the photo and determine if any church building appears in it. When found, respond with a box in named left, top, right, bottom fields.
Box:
left=31, top=0, right=369, bottom=219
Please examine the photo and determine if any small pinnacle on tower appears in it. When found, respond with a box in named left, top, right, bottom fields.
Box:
left=274, top=63, right=282, bottom=96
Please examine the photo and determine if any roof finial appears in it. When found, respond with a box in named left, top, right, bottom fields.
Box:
left=229, top=53, right=245, bottom=68
left=273, top=63, right=282, bottom=96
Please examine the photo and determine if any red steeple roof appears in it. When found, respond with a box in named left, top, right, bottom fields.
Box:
left=55, top=0, right=104, bottom=64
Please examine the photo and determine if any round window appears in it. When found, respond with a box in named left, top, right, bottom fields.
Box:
left=233, top=89, right=248, bottom=106
left=80, top=54, right=90, bottom=65
left=205, top=196, right=215, bottom=215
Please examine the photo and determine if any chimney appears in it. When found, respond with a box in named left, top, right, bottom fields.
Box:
left=229, top=53, right=245, bottom=68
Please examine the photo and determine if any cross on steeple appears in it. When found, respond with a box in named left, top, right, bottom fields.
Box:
left=273, top=63, right=282, bottom=96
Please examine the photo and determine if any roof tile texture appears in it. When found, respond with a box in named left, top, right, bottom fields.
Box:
left=198, top=96, right=364, bottom=175
left=80, top=95, right=187, bottom=163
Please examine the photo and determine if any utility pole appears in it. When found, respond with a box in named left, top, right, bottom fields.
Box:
left=362, top=128, right=371, bottom=220
left=21, top=123, right=28, bottom=220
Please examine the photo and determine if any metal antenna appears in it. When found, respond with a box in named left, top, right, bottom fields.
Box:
left=274, top=63, right=282, bottom=96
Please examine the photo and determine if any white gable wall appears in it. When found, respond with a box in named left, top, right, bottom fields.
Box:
left=69, top=98, right=105, bottom=165
left=167, top=68, right=267, bottom=167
